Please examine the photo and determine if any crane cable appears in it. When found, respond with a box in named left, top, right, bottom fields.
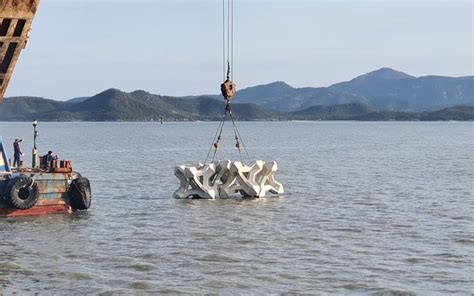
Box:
left=204, top=0, right=251, bottom=164
left=223, top=0, right=233, bottom=81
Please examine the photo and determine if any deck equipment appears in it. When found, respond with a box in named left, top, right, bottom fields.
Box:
left=174, top=0, right=284, bottom=199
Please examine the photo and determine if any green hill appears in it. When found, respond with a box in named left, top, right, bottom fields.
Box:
left=0, top=96, right=65, bottom=120
left=0, top=89, right=279, bottom=121
left=291, top=103, right=373, bottom=120
left=353, top=105, right=474, bottom=121
left=1, top=80, right=473, bottom=122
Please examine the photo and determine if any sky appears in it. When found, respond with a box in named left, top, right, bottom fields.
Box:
left=5, top=0, right=473, bottom=100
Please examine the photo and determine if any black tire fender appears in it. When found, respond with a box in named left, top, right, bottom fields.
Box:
left=7, top=175, right=39, bottom=210
left=69, top=177, right=92, bottom=210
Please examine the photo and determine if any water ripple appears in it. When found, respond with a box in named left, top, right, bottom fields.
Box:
left=0, top=121, right=472, bottom=294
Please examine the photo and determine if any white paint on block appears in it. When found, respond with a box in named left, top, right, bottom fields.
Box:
left=174, top=160, right=284, bottom=199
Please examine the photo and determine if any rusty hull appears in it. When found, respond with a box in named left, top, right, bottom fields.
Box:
left=0, top=172, right=77, bottom=217
left=0, top=0, right=40, bottom=102
left=0, top=204, right=72, bottom=217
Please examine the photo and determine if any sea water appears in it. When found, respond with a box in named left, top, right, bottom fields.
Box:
left=0, top=121, right=472, bottom=294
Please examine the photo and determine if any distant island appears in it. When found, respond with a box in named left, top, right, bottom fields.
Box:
left=1, top=68, right=473, bottom=121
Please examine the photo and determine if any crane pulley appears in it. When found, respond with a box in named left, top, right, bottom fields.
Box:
left=221, top=62, right=236, bottom=101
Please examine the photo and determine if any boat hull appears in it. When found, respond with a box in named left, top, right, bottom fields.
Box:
left=0, top=172, right=83, bottom=217
left=0, top=204, right=72, bottom=217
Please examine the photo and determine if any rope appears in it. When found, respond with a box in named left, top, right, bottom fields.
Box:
left=212, top=110, right=228, bottom=162
left=28, top=178, right=35, bottom=189
left=205, top=105, right=252, bottom=164
left=228, top=108, right=243, bottom=163
left=228, top=105, right=250, bottom=162
left=204, top=107, right=227, bottom=163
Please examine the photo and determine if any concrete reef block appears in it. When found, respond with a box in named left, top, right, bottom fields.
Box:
left=174, top=160, right=284, bottom=199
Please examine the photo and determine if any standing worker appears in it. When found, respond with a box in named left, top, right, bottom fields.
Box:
left=43, top=150, right=56, bottom=170
left=13, top=139, right=23, bottom=167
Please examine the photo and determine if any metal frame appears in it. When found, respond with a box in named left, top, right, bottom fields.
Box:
left=0, top=136, right=10, bottom=172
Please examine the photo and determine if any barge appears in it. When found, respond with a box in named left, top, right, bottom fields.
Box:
left=0, top=136, right=92, bottom=217
left=0, top=0, right=92, bottom=217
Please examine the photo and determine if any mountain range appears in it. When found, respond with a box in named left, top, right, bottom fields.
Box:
left=1, top=68, right=473, bottom=121
left=234, top=68, right=473, bottom=112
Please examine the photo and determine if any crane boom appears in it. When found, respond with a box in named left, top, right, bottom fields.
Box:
left=0, top=0, right=40, bottom=104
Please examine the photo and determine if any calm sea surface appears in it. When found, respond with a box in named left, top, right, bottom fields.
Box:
left=0, top=121, right=473, bottom=295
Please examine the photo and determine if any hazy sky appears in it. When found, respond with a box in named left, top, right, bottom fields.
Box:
left=5, top=0, right=473, bottom=100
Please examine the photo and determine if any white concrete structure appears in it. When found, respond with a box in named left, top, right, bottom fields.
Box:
left=174, top=161, right=284, bottom=199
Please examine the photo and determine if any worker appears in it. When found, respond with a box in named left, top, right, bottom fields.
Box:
left=13, top=139, right=23, bottom=167
left=43, top=150, right=55, bottom=170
